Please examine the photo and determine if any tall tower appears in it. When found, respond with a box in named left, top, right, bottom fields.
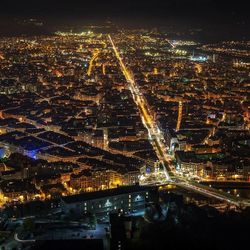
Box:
left=212, top=54, right=216, bottom=63
left=102, top=63, right=106, bottom=75
left=103, top=128, right=109, bottom=150
left=176, top=101, right=183, bottom=131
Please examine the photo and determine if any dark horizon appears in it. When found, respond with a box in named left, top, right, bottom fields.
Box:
left=0, top=0, right=250, bottom=41
left=1, top=0, right=250, bottom=17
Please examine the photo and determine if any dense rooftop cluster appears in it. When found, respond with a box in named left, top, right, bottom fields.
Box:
left=0, top=28, right=249, bottom=207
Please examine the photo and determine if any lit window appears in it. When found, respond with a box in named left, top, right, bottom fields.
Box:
left=105, top=199, right=112, bottom=207
left=136, top=194, right=142, bottom=201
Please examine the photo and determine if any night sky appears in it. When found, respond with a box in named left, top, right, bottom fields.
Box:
left=1, top=0, right=249, bottom=18
left=0, top=0, right=249, bottom=39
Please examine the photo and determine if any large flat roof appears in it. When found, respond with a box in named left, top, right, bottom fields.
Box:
left=61, top=185, right=154, bottom=204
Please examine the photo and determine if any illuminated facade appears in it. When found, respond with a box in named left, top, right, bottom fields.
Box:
left=70, top=169, right=139, bottom=192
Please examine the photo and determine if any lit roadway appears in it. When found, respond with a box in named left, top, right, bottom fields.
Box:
left=108, top=35, right=172, bottom=180
left=14, top=233, right=35, bottom=243
left=108, top=34, right=250, bottom=208
left=87, top=49, right=100, bottom=76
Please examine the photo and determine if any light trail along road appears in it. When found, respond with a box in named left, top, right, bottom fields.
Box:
left=108, top=34, right=250, bottom=208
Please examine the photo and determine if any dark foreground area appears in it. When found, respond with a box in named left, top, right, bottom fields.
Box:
left=120, top=193, right=250, bottom=250
left=1, top=188, right=250, bottom=250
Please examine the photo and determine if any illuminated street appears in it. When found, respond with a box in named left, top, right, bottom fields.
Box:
left=108, top=34, right=250, bottom=208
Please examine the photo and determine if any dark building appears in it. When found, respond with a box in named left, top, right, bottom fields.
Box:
left=31, top=239, right=104, bottom=250
left=61, top=185, right=157, bottom=218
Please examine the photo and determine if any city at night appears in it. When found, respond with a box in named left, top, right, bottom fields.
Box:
left=0, top=0, right=250, bottom=249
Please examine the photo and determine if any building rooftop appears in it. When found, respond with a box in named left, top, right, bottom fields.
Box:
left=61, top=185, right=153, bottom=204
